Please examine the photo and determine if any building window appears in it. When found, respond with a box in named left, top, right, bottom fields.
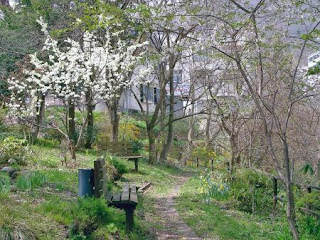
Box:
left=173, top=70, right=182, bottom=84
left=140, top=84, right=144, bottom=102
left=154, top=88, right=159, bottom=103
left=140, top=84, right=156, bottom=103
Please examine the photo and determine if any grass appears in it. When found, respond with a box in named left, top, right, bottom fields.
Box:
left=175, top=176, right=319, bottom=240
left=2, top=142, right=317, bottom=239
left=0, top=145, right=153, bottom=239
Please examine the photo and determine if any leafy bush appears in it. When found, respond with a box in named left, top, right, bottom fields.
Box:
left=191, top=146, right=216, bottom=167
left=34, top=138, right=60, bottom=148
left=298, top=215, right=320, bottom=237
left=119, top=122, right=142, bottom=141
left=0, top=137, right=30, bottom=164
left=107, top=156, right=128, bottom=180
left=15, top=171, right=46, bottom=190
left=0, top=173, right=11, bottom=194
left=69, top=197, right=111, bottom=238
left=42, top=128, right=64, bottom=141
left=296, top=192, right=320, bottom=210
left=199, top=169, right=230, bottom=202
left=132, top=140, right=143, bottom=154
left=230, top=169, right=273, bottom=214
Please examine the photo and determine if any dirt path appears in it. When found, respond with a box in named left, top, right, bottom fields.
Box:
left=146, top=174, right=202, bottom=240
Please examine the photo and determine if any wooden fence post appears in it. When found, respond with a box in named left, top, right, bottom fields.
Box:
left=94, top=158, right=107, bottom=198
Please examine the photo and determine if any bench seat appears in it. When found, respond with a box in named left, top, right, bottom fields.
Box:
left=107, top=183, right=138, bottom=232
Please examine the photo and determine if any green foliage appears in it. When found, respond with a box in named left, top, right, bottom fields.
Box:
left=191, top=146, right=216, bottom=167
left=176, top=176, right=290, bottom=240
left=0, top=137, right=30, bottom=164
left=199, top=169, right=230, bottom=202
left=42, top=127, right=64, bottom=141
left=41, top=169, right=77, bottom=192
left=300, top=163, right=314, bottom=175
left=298, top=215, right=320, bottom=238
left=0, top=173, right=11, bottom=194
left=108, top=156, right=128, bottom=177
left=33, top=138, right=60, bottom=148
left=69, top=197, right=111, bottom=238
left=15, top=171, right=46, bottom=190
left=230, top=169, right=273, bottom=214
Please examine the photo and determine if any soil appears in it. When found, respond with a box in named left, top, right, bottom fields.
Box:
left=146, top=174, right=202, bottom=240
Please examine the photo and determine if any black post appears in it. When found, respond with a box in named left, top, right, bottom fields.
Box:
left=211, top=158, right=214, bottom=171
left=196, top=157, right=199, bottom=168
left=273, top=177, right=277, bottom=211
left=134, top=158, right=138, bottom=172
left=307, top=187, right=312, bottom=210
left=125, top=206, right=134, bottom=232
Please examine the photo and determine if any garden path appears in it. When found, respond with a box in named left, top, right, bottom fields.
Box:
left=145, top=174, right=202, bottom=240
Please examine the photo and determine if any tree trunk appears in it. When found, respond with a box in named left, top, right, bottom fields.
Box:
left=0, top=0, right=9, bottom=6
left=159, top=67, right=175, bottom=162
left=147, top=127, right=156, bottom=164
left=317, top=152, right=320, bottom=181
left=68, top=101, right=77, bottom=143
left=69, top=139, right=77, bottom=161
left=205, top=110, right=212, bottom=148
left=283, top=140, right=299, bottom=240
left=85, top=90, right=94, bottom=149
left=108, top=99, right=120, bottom=143
left=31, top=94, right=45, bottom=144
left=229, top=133, right=238, bottom=175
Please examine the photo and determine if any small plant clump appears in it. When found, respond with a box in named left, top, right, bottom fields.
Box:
left=15, top=171, right=46, bottom=191
left=0, top=137, right=31, bottom=165
left=199, top=169, right=230, bottom=202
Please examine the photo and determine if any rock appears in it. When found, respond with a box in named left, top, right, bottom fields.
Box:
left=1, top=166, right=19, bottom=177
left=8, top=158, right=17, bottom=165
left=11, top=170, right=28, bottom=179
left=1, top=166, right=15, bottom=173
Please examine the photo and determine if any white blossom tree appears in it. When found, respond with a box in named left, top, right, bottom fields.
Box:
left=8, top=17, right=149, bottom=160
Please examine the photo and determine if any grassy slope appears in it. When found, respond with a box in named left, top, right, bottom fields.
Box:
left=1, top=145, right=317, bottom=239
left=175, top=176, right=319, bottom=240
left=0, top=145, right=188, bottom=239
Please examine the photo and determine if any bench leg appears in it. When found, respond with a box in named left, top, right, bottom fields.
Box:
left=134, top=159, right=138, bottom=172
left=125, top=206, right=134, bottom=232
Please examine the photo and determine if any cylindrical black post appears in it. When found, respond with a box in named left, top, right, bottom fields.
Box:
left=78, top=168, right=94, bottom=197
left=125, top=206, right=134, bottom=232
left=211, top=158, right=214, bottom=171
left=196, top=157, right=199, bottom=168
left=307, top=187, right=312, bottom=193
left=307, top=187, right=312, bottom=210
left=134, top=159, right=138, bottom=172
left=273, top=177, right=277, bottom=210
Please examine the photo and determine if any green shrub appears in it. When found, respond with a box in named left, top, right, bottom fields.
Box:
left=109, top=156, right=128, bottom=176
left=69, top=197, right=111, bottom=238
left=132, top=140, right=143, bottom=154
left=0, top=137, right=30, bottom=164
left=199, top=169, right=230, bottom=202
left=298, top=215, right=320, bottom=237
left=0, top=173, right=11, bottom=194
left=296, top=192, right=320, bottom=237
left=42, top=128, right=64, bottom=141
left=191, top=145, right=216, bottom=167
left=15, top=171, right=46, bottom=190
left=34, top=138, right=60, bottom=148
left=230, top=169, right=273, bottom=214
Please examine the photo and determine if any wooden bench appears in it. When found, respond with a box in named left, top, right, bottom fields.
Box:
left=103, top=142, right=143, bottom=172
left=93, top=158, right=138, bottom=232
left=107, top=183, right=138, bottom=232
